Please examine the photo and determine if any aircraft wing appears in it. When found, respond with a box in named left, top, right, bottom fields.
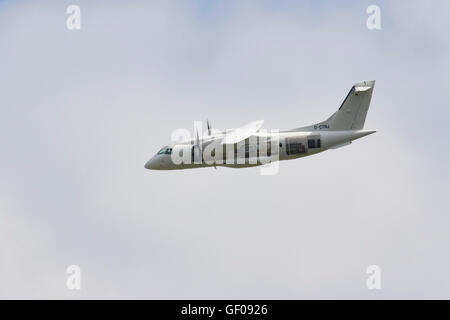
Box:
left=221, top=120, right=264, bottom=144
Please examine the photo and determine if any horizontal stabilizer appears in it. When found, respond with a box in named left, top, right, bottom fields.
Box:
left=355, top=86, right=371, bottom=92
left=329, top=141, right=352, bottom=149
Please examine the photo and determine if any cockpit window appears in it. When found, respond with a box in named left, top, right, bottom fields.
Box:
left=157, top=146, right=172, bottom=155
left=157, top=147, right=168, bottom=154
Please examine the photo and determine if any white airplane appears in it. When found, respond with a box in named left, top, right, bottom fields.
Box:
left=145, top=80, right=376, bottom=170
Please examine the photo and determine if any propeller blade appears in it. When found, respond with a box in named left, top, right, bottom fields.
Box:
left=207, top=119, right=211, bottom=136
left=196, top=129, right=200, bottom=147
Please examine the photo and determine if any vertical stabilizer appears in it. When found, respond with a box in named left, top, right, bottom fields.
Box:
left=293, top=80, right=375, bottom=131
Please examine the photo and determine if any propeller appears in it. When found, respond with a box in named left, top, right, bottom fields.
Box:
left=196, top=129, right=200, bottom=148
left=207, top=119, right=211, bottom=136
left=193, top=128, right=202, bottom=163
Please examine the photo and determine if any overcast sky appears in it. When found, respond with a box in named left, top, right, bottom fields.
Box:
left=1, top=0, right=449, bottom=299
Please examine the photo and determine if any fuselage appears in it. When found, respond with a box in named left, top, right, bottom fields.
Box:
left=144, top=129, right=375, bottom=170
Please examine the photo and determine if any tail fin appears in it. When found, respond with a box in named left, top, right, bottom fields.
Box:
left=295, top=80, right=375, bottom=131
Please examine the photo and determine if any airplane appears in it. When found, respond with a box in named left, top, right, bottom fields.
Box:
left=145, top=80, right=376, bottom=170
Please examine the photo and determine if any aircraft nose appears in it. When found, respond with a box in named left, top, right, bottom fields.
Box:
left=144, top=157, right=158, bottom=170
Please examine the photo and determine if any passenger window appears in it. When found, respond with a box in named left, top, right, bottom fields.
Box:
left=308, top=138, right=321, bottom=149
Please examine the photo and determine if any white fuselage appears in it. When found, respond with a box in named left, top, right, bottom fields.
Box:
left=144, top=129, right=375, bottom=170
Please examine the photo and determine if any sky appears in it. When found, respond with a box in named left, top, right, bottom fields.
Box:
left=0, top=0, right=449, bottom=299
